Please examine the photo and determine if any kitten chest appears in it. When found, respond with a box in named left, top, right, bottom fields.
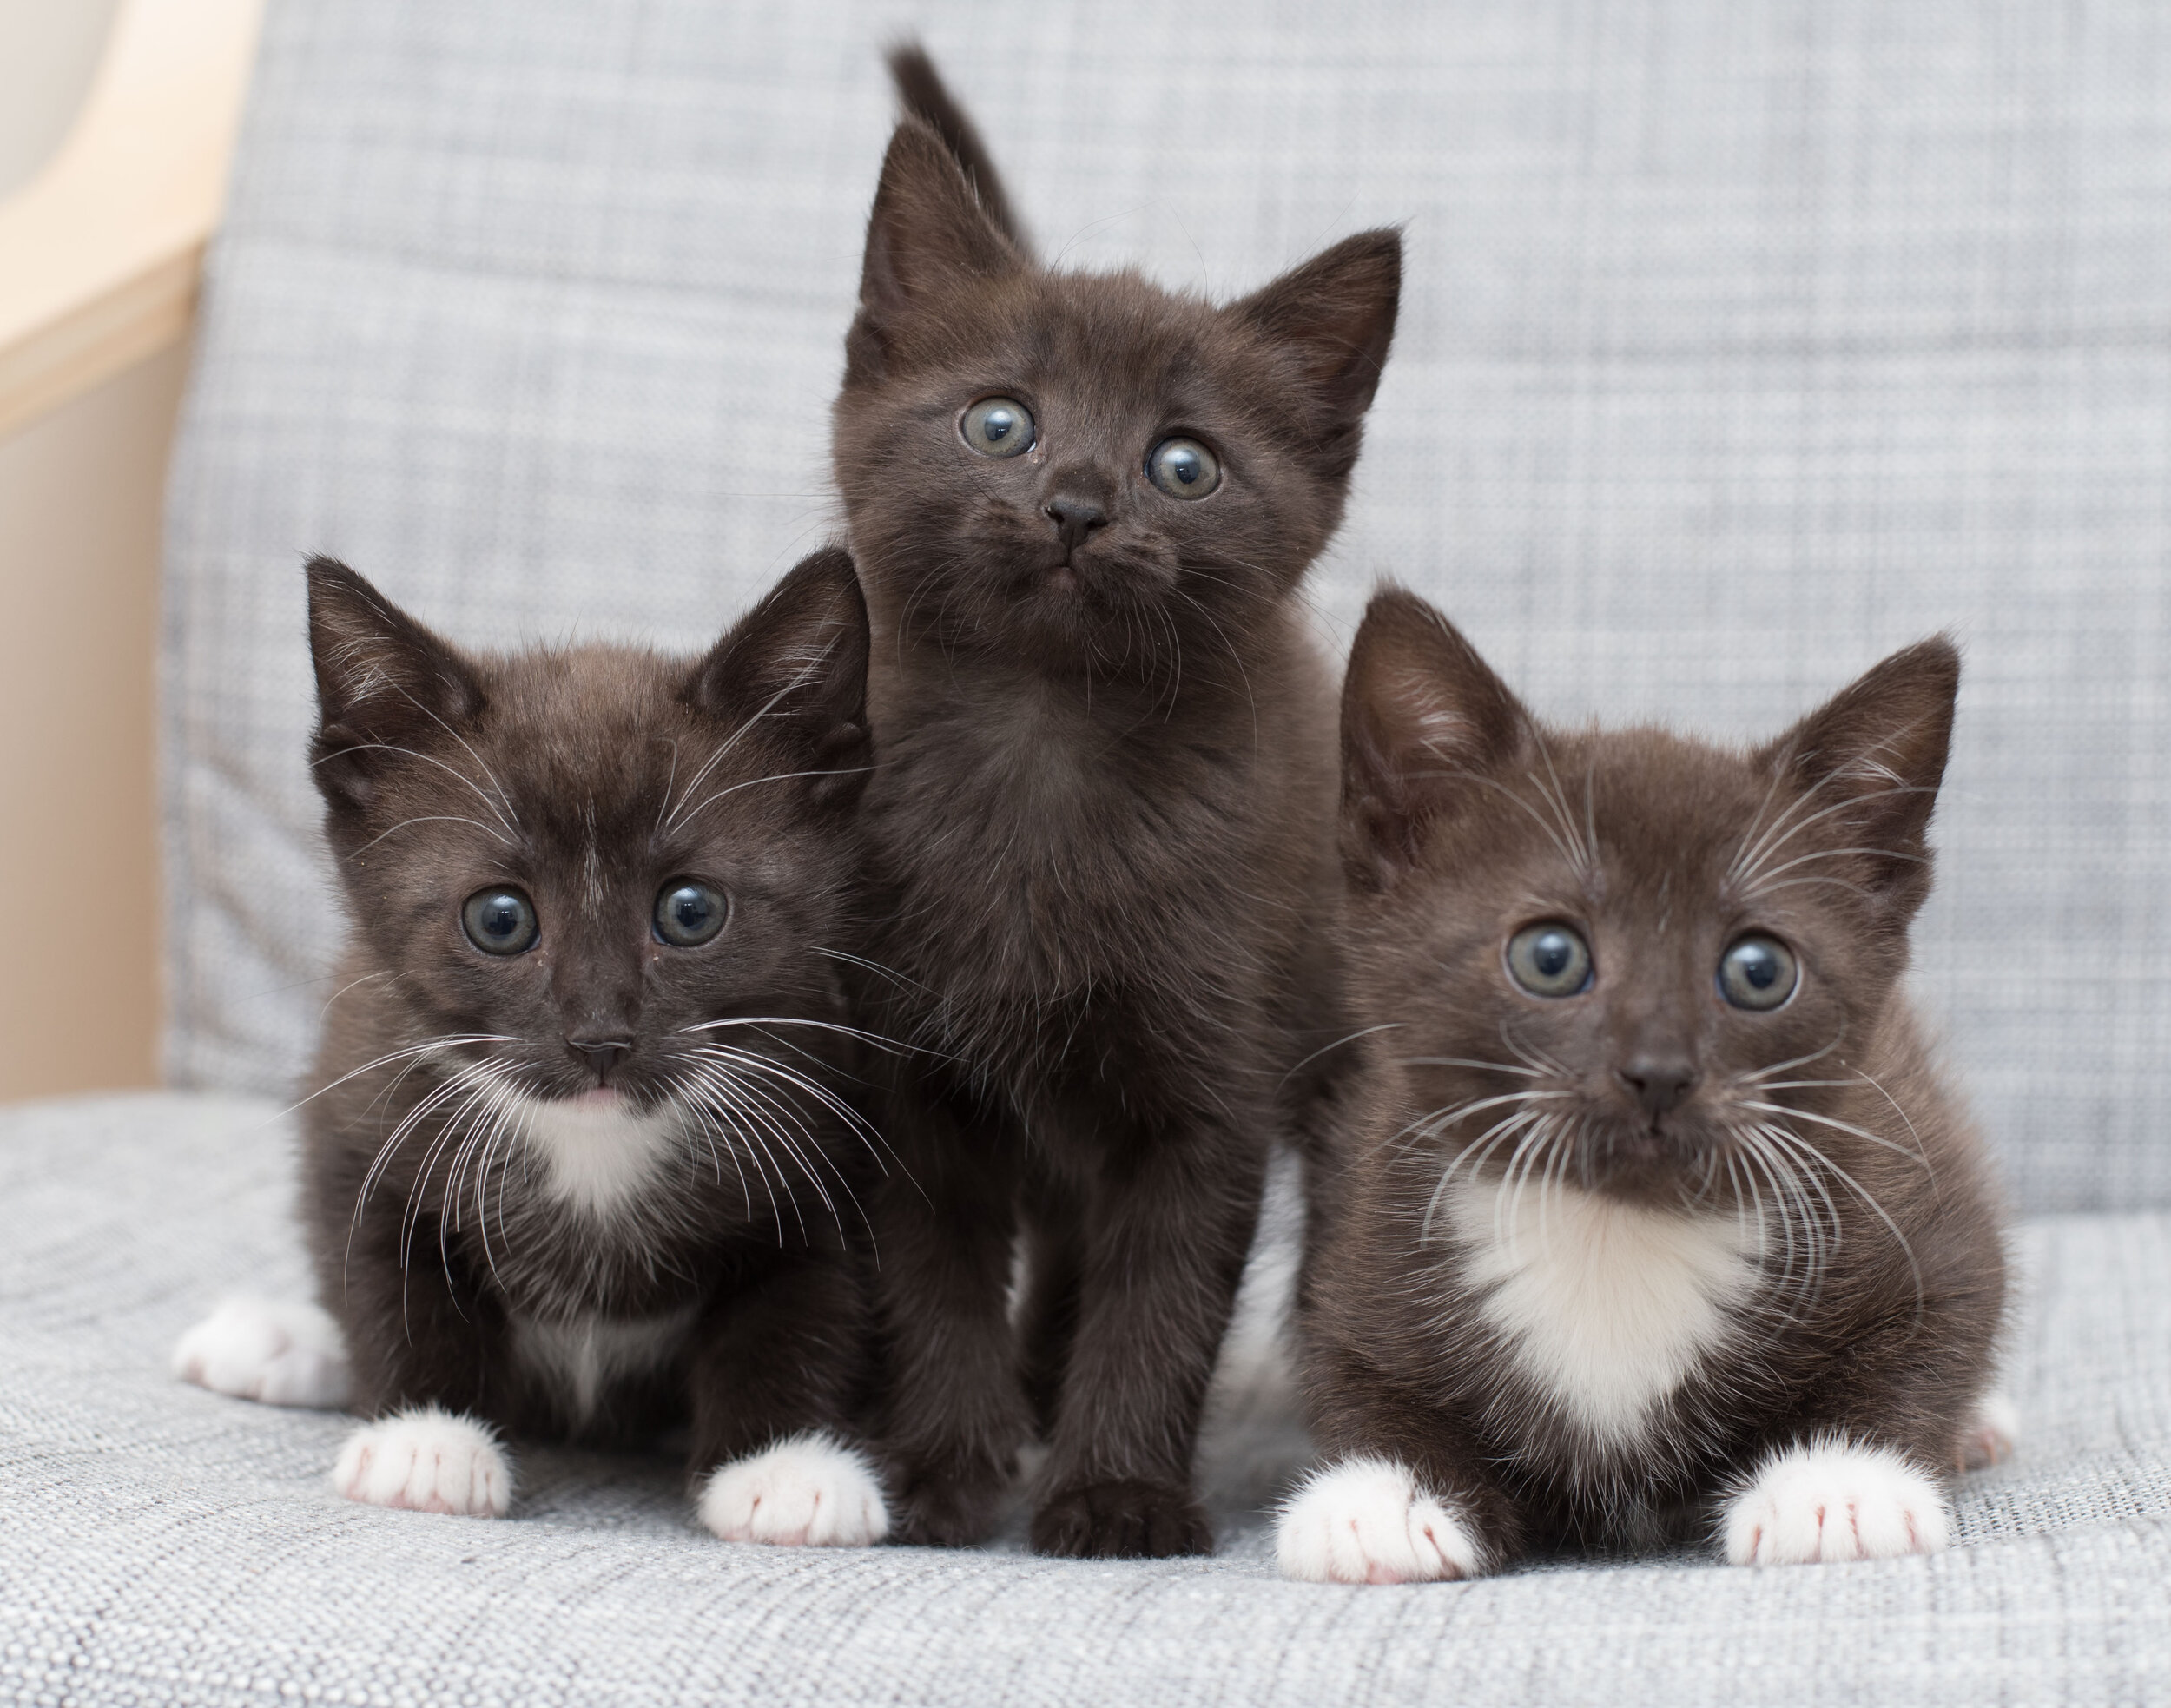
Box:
left=1443, top=1180, right=1758, bottom=1451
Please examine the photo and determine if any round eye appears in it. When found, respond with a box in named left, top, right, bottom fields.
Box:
left=960, top=397, right=1035, bottom=458
left=1146, top=436, right=1221, bottom=499
left=1719, top=933, right=1798, bottom=1011
left=461, top=887, right=538, bottom=956
left=654, top=880, right=729, bottom=948
left=1506, top=921, right=1593, bottom=998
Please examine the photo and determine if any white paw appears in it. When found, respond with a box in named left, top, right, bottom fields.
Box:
left=697, top=1433, right=890, bottom=1547
left=172, top=1296, right=352, bottom=1408
left=333, top=1407, right=512, bottom=1518
left=1276, top=1456, right=1484, bottom=1584
left=1724, top=1438, right=1950, bottom=1566
left=1959, top=1392, right=2020, bottom=1470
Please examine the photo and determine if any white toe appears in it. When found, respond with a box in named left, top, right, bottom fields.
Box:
left=1276, top=1456, right=1483, bottom=1584
left=172, top=1296, right=352, bottom=1408
left=1724, top=1438, right=1950, bottom=1566
left=333, top=1406, right=512, bottom=1518
left=1960, top=1392, right=2020, bottom=1470
left=698, top=1434, right=890, bottom=1547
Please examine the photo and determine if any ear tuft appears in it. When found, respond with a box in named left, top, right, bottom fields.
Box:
left=306, top=557, right=485, bottom=813
left=1341, top=586, right=1525, bottom=891
left=1231, top=228, right=1402, bottom=465
left=686, top=547, right=872, bottom=810
left=1751, top=636, right=1961, bottom=920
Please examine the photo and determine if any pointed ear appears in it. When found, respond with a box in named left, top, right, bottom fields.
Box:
left=685, top=547, right=872, bottom=811
left=848, top=118, right=1026, bottom=379
left=306, top=557, right=485, bottom=812
left=1752, top=637, right=1961, bottom=920
left=1342, top=586, right=1526, bottom=892
left=885, top=43, right=1027, bottom=252
left=1231, top=228, right=1402, bottom=471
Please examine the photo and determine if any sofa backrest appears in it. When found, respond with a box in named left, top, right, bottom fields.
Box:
left=163, top=0, right=2171, bottom=1212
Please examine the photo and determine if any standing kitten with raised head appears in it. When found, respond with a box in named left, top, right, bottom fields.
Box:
left=836, top=52, right=1400, bottom=1557
left=1280, top=590, right=2006, bottom=1581
left=188, top=548, right=891, bottom=1545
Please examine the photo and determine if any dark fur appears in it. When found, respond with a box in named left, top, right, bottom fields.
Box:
left=1301, top=587, right=2008, bottom=1566
left=835, top=54, right=1401, bottom=1556
left=299, top=548, right=882, bottom=1483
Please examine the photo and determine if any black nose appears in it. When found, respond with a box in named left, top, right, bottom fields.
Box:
left=1044, top=496, right=1107, bottom=551
left=567, top=1035, right=634, bottom=1081
left=1617, top=1055, right=1699, bottom=1121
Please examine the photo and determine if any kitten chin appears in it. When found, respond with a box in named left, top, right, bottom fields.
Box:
left=217, top=547, right=894, bottom=1546
left=831, top=50, right=1399, bottom=1560
left=1285, top=587, right=2008, bottom=1579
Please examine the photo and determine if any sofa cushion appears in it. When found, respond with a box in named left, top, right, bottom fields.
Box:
left=162, top=0, right=2171, bottom=1210
left=2, top=1092, right=2166, bottom=1705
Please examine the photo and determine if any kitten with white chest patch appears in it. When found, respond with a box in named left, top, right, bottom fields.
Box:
left=180, top=549, right=890, bottom=1546
left=1279, top=590, right=2007, bottom=1583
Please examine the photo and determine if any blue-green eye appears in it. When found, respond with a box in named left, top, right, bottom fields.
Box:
left=1719, top=934, right=1798, bottom=1011
left=1146, top=436, right=1220, bottom=499
left=461, top=887, right=538, bottom=955
left=961, top=397, right=1034, bottom=458
left=654, top=880, right=729, bottom=948
left=1506, top=921, right=1592, bottom=998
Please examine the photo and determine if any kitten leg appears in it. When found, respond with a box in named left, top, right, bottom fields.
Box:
left=1723, top=1437, right=1950, bottom=1566
left=333, top=1404, right=513, bottom=1517
left=1276, top=1456, right=1485, bottom=1584
left=868, top=1091, right=1028, bottom=1546
left=687, top=1245, right=889, bottom=1548
left=172, top=1295, right=352, bottom=1408
left=1030, top=1118, right=1266, bottom=1559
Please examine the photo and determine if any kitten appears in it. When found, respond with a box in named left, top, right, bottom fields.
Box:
left=1279, top=589, right=2007, bottom=1581
left=829, top=52, right=1401, bottom=1558
left=193, top=548, right=890, bottom=1543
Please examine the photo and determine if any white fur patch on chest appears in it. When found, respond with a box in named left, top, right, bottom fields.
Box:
left=515, top=1091, right=683, bottom=1217
left=511, top=1302, right=700, bottom=1428
left=1445, top=1179, right=1756, bottom=1448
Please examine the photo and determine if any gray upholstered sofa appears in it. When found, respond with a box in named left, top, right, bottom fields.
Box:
left=5, top=3, right=2169, bottom=1702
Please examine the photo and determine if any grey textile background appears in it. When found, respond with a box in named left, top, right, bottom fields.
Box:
left=162, top=0, right=2171, bottom=1210
left=4, top=1094, right=2169, bottom=1707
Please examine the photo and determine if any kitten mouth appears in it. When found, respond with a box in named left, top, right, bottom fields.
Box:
left=1041, top=564, right=1080, bottom=594
left=569, top=1085, right=623, bottom=1108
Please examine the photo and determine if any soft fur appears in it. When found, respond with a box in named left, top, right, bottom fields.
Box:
left=834, top=51, right=1401, bottom=1557
left=292, top=548, right=889, bottom=1542
left=1285, top=588, right=2007, bottom=1579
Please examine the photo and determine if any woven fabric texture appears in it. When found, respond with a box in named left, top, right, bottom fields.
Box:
left=0, top=1092, right=2166, bottom=1707
left=161, top=0, right=2171, bottom=1211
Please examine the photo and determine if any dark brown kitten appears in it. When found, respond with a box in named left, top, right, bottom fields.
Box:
left=292, top=548, right=894, bottom=1545
left=835, top=54, right=1400, bottom=1557
left=1281, top=589, right=2006, bottom=1581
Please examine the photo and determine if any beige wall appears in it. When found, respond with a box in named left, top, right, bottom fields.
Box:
left=0, top=343, right=184, bottom=1099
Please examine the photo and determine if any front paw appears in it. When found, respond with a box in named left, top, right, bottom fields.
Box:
left=333, top=1406, right=512, bottom=1518
left=1958, top=1392, right=2020, bottom=1471
left=699, top=1434, right=891, bottom=1547
left=886, top=1452, right=1012, bottom=1546
left=172, top=1296, right=351, bottom=1408
left=1276, top=1456, right=1483, bottom=1584
left=1724, top=1439, right=1950, bottom=1566
left=1031, top=1478, right=1211, bottom=1559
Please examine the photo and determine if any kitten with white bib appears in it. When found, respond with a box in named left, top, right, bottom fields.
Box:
left=175, top=550, right=891, bottom=1546
left=1281, top=589, right=2009, bottom=1583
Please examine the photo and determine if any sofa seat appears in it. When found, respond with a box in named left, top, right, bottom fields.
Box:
left=2, top=1091, right=2166, bottom=1706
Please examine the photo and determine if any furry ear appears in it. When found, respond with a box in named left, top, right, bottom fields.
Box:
left=1231, top=228, right=1402, bottom=468
left=307, top=557, right=485, bottom=813
left=685, top=546, right=872, bottom=811
left=886, top=43, right=1026, bottom=253
left=1750, top=636, right=1960, bottom=921
left=1341, top=586, right=1526, bottom=892
left=849, top=117, right=1026, bottom=376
